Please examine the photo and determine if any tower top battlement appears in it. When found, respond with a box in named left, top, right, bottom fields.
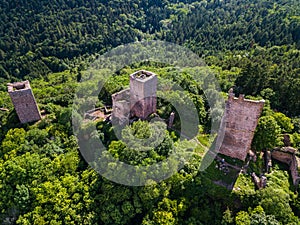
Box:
left=7, top=80, right=31, bottom=92
left=130, top=70, right=156, bottom=82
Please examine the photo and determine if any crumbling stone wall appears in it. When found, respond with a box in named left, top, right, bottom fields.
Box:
left=7, top=80, right=41, bottom=124
left=251, top=173, right=267, bottom=189
left=290, top=156, right=300, bottom=186
left=271, top=147, right=300, bottom=186
left=112, top=89, right=131, bottom=124
left=217, top=90, right=265, bottom=161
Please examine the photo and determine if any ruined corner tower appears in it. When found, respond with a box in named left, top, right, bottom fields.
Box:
left=8, top=80, right=41, bottom=124
left=130, top=70, right=157, bottom=119
left=216, top=89, right=265, bottom=161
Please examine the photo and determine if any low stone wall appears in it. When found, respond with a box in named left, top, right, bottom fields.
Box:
left=271, top=147, right=300, bottom=186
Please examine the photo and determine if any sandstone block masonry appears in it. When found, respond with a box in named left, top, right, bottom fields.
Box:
left=8, top=80, right=41, bottom=124
left=112, top=89, right=131, bottom=124
left=112, top=70, right=157, bottom=123
left=130, top=70, right=157, bottom=119
left=217, top=89, right=265, bottom=161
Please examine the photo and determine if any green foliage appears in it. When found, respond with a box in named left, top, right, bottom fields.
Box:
left=145, top=198, right=181, bottom=225
left=1, top=128, right=27, bottom=157
left=272, top=112, right=294, bottom=133
left=292, top=132, right=300, bottom=149
left=252, top=116, right=282, bottom=151
left=236, top=206, right=280, bottom=225
left=235, top=211, right=251, bottom=225
left=106, top=120, right=176, bottom=167
left=221, top=208, right=234, bottom=225
left=233, top=174, right=256, bottom=205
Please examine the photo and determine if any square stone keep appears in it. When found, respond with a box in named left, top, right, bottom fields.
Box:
left=8, top=80, right=41, bottom=124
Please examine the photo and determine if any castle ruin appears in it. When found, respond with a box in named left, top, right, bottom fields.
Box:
left=216, top=89, right=265, bottom=161
left=7, top=80, right=41, bottom=124
left=112, top=70, right=157, bottom=124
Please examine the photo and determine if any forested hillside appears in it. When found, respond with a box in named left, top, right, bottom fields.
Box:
left=0, top=0, right=299, bottom=115
left=0, top=0, right=300, bottom=224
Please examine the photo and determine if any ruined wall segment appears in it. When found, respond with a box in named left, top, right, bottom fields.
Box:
left=218, top=90, right=265, bottom=161
left=271, top=147, right=300, bottom=186
left=7, top=80, right=41, bottom=124
left=130, top=70, right=157, bottom=119
left=111, top=89, right=131, bottom=124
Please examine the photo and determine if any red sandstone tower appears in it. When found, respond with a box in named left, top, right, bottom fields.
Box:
left=129, top=70, right=157, bottom=119
left=111, top=70, right=158, bottom=124
left=7, top=80, right=41, bottom=124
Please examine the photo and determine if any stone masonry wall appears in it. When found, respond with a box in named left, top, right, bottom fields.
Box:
left=271, top=147, right=300, bottom=186
left=217, top=90, right=265, bottom=161
left=111, top=70, right=158, bottom=123
left=111, top=89, right=131, bottom=124
left=8, top=80, right=41, bottom=124
left=130, top=70, right=157, bottom=119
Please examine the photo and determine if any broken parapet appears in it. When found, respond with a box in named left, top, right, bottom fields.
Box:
left=251, top=173, right=267, bottom=190
left=130, top=70, right=157, bottom=119
left=271, top=147, right=300, bottom=186
left=168, top=112, right=175, bottom=128
left=7, top=80, right=41, bottom=124
left=264, top=150, right=272, bottom=173
left=216, top=89, right=265, bottom=161
left=249, top=150, right=257, bottom=162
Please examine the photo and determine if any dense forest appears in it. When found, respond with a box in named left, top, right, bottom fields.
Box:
left=0, top=0, right=300, bottom=224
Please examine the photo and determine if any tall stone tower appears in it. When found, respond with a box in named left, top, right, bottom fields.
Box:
left=129, top=70, right=157, bottom=119
left=216, top=89, right=265, bottom=161
left=8, top=80, right=41, bottom=124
